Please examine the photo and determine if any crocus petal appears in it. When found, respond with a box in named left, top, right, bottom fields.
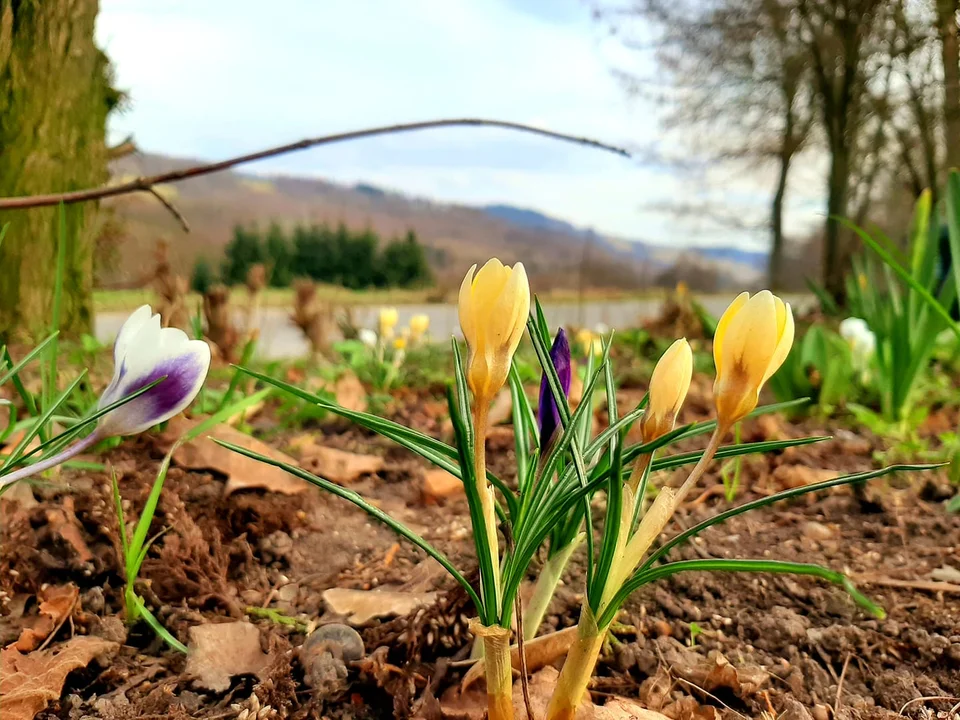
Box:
left=538, top=328, right=571, bottom=448
left=713, top=292, right=749, bottom=376
left=98, top=307, right=211, bottom=437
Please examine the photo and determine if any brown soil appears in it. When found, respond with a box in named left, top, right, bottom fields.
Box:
left=1, top=388, right=959, bottom=720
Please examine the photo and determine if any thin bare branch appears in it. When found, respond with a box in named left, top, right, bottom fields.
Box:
left=144, top=187, right=190, bottom=233
left=0, top=118, right=630, bottom=210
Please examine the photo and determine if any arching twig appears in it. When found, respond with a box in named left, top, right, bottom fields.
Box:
left=145, top=187, right=190, bottom=233
left=0, top=118, right=630, bottom=211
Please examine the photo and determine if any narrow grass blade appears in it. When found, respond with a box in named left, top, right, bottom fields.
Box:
left=838, top=215, right=960, bottom=339
left=234, top=365, right=515, bottom=514
left=640, top=463, right=939, bottom=571
left=602, top=558, right=884, bottom=627
left=132, top=596, right=189, bottom=653
left=127, top=451, right=173, bottom=581
left=217, top=337, right=258, bottom=413
left=215, top=437, right=483, bottom=614
left=649, top=437, right=830, bottom=474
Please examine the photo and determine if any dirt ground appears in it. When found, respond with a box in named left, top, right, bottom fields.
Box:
left=1, top=382, right=959, bottom=720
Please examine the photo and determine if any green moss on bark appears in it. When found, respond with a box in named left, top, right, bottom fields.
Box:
left=0, top=0, right=115, bottom=339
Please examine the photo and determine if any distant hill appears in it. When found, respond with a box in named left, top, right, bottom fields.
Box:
left=101, top=153, right=764, bottom=291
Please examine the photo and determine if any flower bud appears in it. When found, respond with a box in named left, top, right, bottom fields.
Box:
left=713, top=291, right=794, bottom=427
left=640, top=338, right=692, bottom=443
left=97, top=305, right=211, bottom=437
left=379, top=307, right=398, bottom=337
left=537, top=329, right=571, bottom=448
left=458, top=259, right=530, bottom=402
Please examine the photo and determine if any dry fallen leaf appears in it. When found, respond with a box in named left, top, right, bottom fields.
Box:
left=166, top=420, right=306, bottom=496
left=0, top=636, right=118, bottom=720
left=45, top=497, right=94, bottom=564
left=655, top=638, right=768, bottom=698
left=422, top=468, right=465, bottom=503
left=442, top=667, right=670, bottom=720
left=460, top=625, right=579, bottom=690
left=332, top=371, right=368, bottom=413
left=322, top=587, right=437, bottom=626
left=298, top=445, right=384, bottom=484
left=16, top=584, right=79, bottom=652
left=185, top=622, right=275, bottom=692
left=772, top=465, right=837, bottom=489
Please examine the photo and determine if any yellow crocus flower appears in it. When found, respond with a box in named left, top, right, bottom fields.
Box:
left=640, top=338, right=693, bottom=443
left=458, top=259, right=530, bottom=403
left=410, top=313, right=430, bottom=339
left=713, top=291, right=794, bottom=428
left=379, top=307, right=399, bottom=337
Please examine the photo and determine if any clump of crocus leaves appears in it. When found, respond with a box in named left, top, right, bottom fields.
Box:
left=223, top=261, right=933, bottom=720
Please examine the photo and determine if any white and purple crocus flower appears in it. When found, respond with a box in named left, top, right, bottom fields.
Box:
left=0, top=305, right=211, bottom=489
left=537, top=328, right=572, bottom=449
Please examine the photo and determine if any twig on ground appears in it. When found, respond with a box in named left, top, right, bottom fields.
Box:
left=0, top=118, right=630, bottom=210
left=852, top=573, right=960, bottom=594
left=835, top=652, right=851, bottom=714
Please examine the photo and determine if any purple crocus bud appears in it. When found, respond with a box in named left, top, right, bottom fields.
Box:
left=537, top=328, right=572, bottom=448
left=96, top=305, right=211, bottom=437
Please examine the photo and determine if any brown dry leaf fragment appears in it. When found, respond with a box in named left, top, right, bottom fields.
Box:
left=662, top=696, right=721, bottom=720
left=662, top=641, right=768, bottom=698
left=167, top=420, right=306, bottom=496
left=185, top=622, right=275, bottom=692
left=299, top=445, right=384, bottom=484
left=0, top=636, right=118, bottom=720
left=442, top=667, right=670, bottom=720
left=460, top=625, right=579, bottom=690
left=322, top=587, right=437, bottom=626
left=15, top=584, right=79, bottom=652
left=46, top=497, right=94, bottom=563
left=422, top=468, right=465, bottom=503
left=333, top=371, right=368, bottom=413
left=772, top=465, right=837, bottom=489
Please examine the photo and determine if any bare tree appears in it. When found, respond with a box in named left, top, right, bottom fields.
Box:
left=937, top=0, right=960, bottom=170
left=605, top=0, right=815, bottom=288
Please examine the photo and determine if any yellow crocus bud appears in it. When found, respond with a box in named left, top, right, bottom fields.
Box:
left=713, top=290, right=794, bottom=428
left=379, top=307, right=399, bottom=337
left=410, top=313, right=430, bottom=339
left=458, top=259, right=531, bottom=402
left=640, top=338, right=692, bottom=443
left=393, top=335, right=408, bottom=351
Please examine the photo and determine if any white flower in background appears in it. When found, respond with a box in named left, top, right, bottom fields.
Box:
left=97, top=305, right=211, bottom=437
left=0, top=305, right=211, bottom=490
left=839, top=317, right=876, bottom=372
left=358, top=328, right=378, bottom=348
left=593, top=322, right=610, bottom=336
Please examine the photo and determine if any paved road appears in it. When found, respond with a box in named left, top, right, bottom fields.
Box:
left=94, top=295, right=811, bottom=360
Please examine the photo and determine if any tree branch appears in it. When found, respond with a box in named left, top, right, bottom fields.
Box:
left=0, top=118, right=630, bottom=210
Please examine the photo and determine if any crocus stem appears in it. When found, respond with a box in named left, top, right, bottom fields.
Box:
left=523, top=535, right=583, bottom=640
left=0, top=431, right=101, bottom=490
left=472, top=399, right=501, bottom=610
left=546, top=609, right=605, bottom=720
left=626, top=452, right=652, bottom=500
left=473, top=622, right=515, bottom=720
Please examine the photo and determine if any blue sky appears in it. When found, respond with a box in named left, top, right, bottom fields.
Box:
left=96, top=0, right=821, bottom=249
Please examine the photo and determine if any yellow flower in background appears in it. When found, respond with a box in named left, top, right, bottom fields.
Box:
left=640, top=338, right=692, bottom=443
left=574, top=328, right=593, bottom=352
left=858, top=273, right=868, bottom=290
left=458, top=259, right=531, bottom=402
left=713, top=291, right=794, bottom=428
left=410, top=314, right=430, bottom=339
left=379, top=307, right=398, bottom=337
left=393, top=335, right=408, bottom=351
left=676, top=281, right=689, bottom=296
left=589, top=336, right=603, bottom=358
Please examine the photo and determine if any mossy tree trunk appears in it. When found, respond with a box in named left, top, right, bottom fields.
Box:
left=0, top=0, right=114, bottom=339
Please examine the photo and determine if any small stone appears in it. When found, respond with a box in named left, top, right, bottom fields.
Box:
left=811, top=704, right=830, bottom=720
left=802, top=521, right=835, bottom=541
left=773, top=465, right=838, bottom=489
left=422, top=469, right=464, bottom=503
left=653, top=620, right=673, bottom=637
